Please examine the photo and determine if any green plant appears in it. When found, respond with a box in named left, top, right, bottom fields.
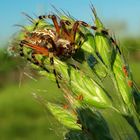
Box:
left=11, top=7, right=140, bottom=140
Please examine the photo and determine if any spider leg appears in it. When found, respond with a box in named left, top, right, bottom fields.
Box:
left=59, top=19, right=72, bottom=40
left=34, top=14, right=60, bottom=34
left=20, top=40, right=50, bottom=56
left=39, top=35, right=61, bottom=83
left=19, top=40, right=50, bottom=73
left=70, top=20, right=100, bottom=43
left=49, top=52, right=60, bottom=88
left=19, top=41, right=24, bottom=57
left=41, top=35, right=61, bottom=88
left=31, top=52, right=50, bottom=73
left=70, top=20, right=121, bottom=54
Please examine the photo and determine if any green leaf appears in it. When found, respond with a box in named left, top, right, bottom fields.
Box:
left=95, top=33, right=114, bottom=69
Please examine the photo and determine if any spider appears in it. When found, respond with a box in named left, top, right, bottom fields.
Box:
left=19, top=11, right=121, bottom=88
left=19, top=14, right=89, bottom=88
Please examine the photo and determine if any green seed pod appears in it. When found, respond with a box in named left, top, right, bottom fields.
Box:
left=47, top=102, right=81, bottom=130
left=113, top=53, right=133, bottom=106
left=95, top=33, right=115, bottom=68
left=69, top=68, right=112, bottom=108
left=93, top=8, right=116, bottom=69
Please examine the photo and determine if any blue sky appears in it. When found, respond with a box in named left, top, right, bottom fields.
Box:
left=0, top=0, right=140, bottom=46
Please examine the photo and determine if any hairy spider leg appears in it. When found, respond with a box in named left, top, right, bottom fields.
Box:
left=19, top=40, right=50, bottom=73
left=39, top=34, right=61, bottom=88
left=19, top=41, right=24, bottom=57
left=20, top=40, right=49, bottom=56
left=34, top=14, right=60, bottom=34
left=46, top=36, right=61, bottom=88
left=31, top=51, right=50, bottom=73
left=70, top=21, right=95, bottom=43
left=59, top=20, right=72, bottom=40
left=70, top=20, right=121, bottom=54
left=58, top=19, right=90, bottom=47
left=49, top=53, right=60, bottom=88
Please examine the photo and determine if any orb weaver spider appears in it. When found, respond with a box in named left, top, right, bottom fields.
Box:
left=19, top=9, right=121, bottom=88
left=19, top=14, right=90, bottom=88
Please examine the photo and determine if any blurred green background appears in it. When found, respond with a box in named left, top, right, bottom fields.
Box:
left=0, top=0, right=140, bottom=139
